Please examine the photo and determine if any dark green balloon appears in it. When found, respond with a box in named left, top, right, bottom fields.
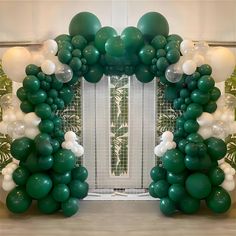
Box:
left=20, top=101, right=34, bottom=113
left=36, top=140, right=53, bottom=156
left=35, top=103, right=52, bottom=119
left=105, top=36, right=125, bottom=57
left=198, top=75, right=215, bottom=93
left=121, top=26, right=144, bottom=52
left=84, top=64, right=103, bottom=83
left=25, top=64, right=40, bottom=76
left=184, top=120, right=199, bottom=133
left=10, top=137, right=34, bottom=161
left=185, top=143, right=199, bottom=156
left=199, top=154, right=212, bottom=171
left=166, top=49, right=180, bottom=64
left=69, top=180, right=89, bottom=199
left=26, top=173, right=52, bottom=199
left=178, top=139, right=188, bottom=153
left=23, top=75, right=40, bottom=92
left=206, top=187, right=231, bottom=213
left=52, top=184, right=70, bottom=202
left=205, top=137, right=227, bottom=161
left=153, top=180, right=169, bottom=198
left=12, top=166, right=30, bottom=186
left=58, top=49, right=72, bottom=64
left=167, top=34, right=183, bottom=43
left=69, top=57, right=82, bottom=72
left=156, top=57, right=169, bottom=72
left=38, top=155, right=54, bottom=170
left=164, top=86, right=179, bottom=102
left=150, top=166, right=166, bottom=182
left=69, top=12, right=101, bottom=41
left=167, top=171, right=187, bottom=184
left=185, top=155, right=200, bottom=171
left=71, top=166, right=88, bottom=182
left=168, top=184, right=186, bottom=202
left=208, top=167, right=225, bottom=186
left=83, top=45, right=100, bottom=65
left=34, top=132, right=51, bottom=143
left=203, top=101, right=217, bottom=113
left=156, top=49, right=166, bottom=58
left=61, top=197, right=79, bottom=217
left=58, top=41, right=73, bottom=51
left=187, top=133, right=204, bottom=144
left=149, top=182, right=159, bottom=198
left=95, top=26, right=117, bottom=53
left=6, top=187, right=32, bottom=213
left=159, top=197, right=176, bottom=216
left=139, top=45, right=156, bottom=65
left=162, top=149, right=185, bottom=174
left=179, top=195, right=200, bottom=214
left=27, top=89, right=47, bottom=105
left=53, top=149, right=76, bottom=174
left=39, top=120, right=54, bottom=133
left=165, top=41, right=180, bottom=51
left=185, top=103, right=203, bottom=119
left=51, top=171, right=72, bottom=184
left=135, top=65, right=154, bottom=83
left=186, top=173, right=212, bottom=199
left=71, top=35, right=87, bottom=50
left=38, top=194, right=60, bottom=214
left=137, top=12, right=169, bottom=41
left=24, top=152, right=41, bottom=173
left=17, top=87, right=28, bottom=101
left=59, top=86, right=74, bottom=105
left=151, top=35, right=167, bottom=49
left=198, top=64, right=212, bottom=76
left=210, top=87, right=221, bottom=101
left=191, top=89, right=210, bottom=105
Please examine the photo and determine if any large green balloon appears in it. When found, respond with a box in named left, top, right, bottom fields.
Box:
left=36, top=140, right=53, bottom=156
left=105, top=36, right=125, bottom=57
left=84, top=64, right=103, bottom=83
left=208, top=167, right=225, bottom=186
left=137, top=12, right=169, bottom=41
left=53, top=149, right=76, bottom=174
left=71, top=35, right=87, bottom=50
left=186, top=173, right=212, bottom=199
left=179, top=195, right=200, bottom=214
left=168, top=184, right=186, bottom=202
left=121, top=26, right=144, bottom=52
left=159, top=197, right=176, bottom=216
left=135, top=65, right=154, bottom=83
left=52, top=184, right=70, bottom=202
left=23, top=75, right=40, bottom=92
left=198, top=75, right=215, bottom=93
left=35, top=103, right=52, bottom=119
left=95, top=26, right=117, bottom=53
left=61, top=197, right=79, bottom=217
left=26, top=173, right=52, bottom=199
left=205, top=137, right=227, bottom=161
left=191, top=89, right=210, bottom=105
left=12, top=166, right=30, bottom=186
left=6, top=187, right=32, bottom=213
left=72, top=166, right=88, bottom=182
left=206, top=187, right=231, bottom=213
left=139, top=45, right=156, bottom=65
left=162, top=149, right=185, bottom=174
left=150, top=166, right=166, bottom=182
left=69, top=180, right=89, bottom=199
left=184, top=120, right=199, bottom=133
left=23, top=152, right=41, bottom=173
left=27, top=89, right=47, bottom=105
left=38, top=194, right=60, bottom=214
left=185, top=103, right=203, bottom=119
left=38, top=120, right=54, bottom=133
left=10, top=137, right=34, bottom=161
left=153, top=180, right=169, bottom=198
left=83, top=45, right=100, bottom=65
left=38, top=155, right=54, bottom=170
left=167, top=171, right=187, bottom=184
left=69, top=12, right=101, bottom=41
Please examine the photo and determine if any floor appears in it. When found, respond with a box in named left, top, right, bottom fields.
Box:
left=0, top=201, right=236, bottom=236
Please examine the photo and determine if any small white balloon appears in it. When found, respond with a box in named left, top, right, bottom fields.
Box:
left=198, top=126, right=212, bottom=140
left=0, top=121, right=8, bottom=134
left=41, top=60, right=56, bottom=75
left=162, top=131, right=174, bottom=141
left=42, top=39, right=58, bottom=56
left=65, top=131, right=77, bottom=141
left=225, top=174, right=233, bottom=181
left=15, top=110, right=25, bottom=121
left=75, top=145, right=84, bottom=157
left=154, top=145, right=162, bottom=157
left=3, top=109, right=17, bottom=123
left=65, top=141, right=74, bottom=150
left=24, top=112, right=41, bottom=126
left=180, top=39, right=194, bottom=55
left=0, top=93, right=14, bottom=110
left=11, top=120, right=25, bottom=138
left=182, top=60, right=197, bottom=75
left=165, top=141, right=174, bottom=150
left=193, top=53, right=205, bottom=67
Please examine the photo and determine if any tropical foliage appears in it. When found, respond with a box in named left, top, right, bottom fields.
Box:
left=0, top=61, right=12, bottom=171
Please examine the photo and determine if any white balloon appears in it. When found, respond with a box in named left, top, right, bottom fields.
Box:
left=194, top=41, right=209, bottom=56
left=165, top=141, right=174, bottom=150
left=24, top=112, right=41, bottom=126
left=15, top=110, right=25, bottom=121
left=198, top=126, right=212, bottom=140
left=182, top=60, right=197, bottom=75
left=65, top=131, right=77, bottom=141
left=2, top=109, right=17, bottom=122
left=0, top=121, right=8, bottom=134
left=206, top=47, right=235, bottom=83
left=2, top=181, right=15, bottom=192
left=75, top=145, right=84, bottom=157
left=221, top=180, right=235, bottom=192
left=41, top=60, right=56, bottom=75
left=42, top=39, right=58, bottom=56
left=10, top=121, right=25, bottom=138
left=180, top=39, right=194, bottom=55
left=225, top=174, right=233, bottom=181
left=31, top=52, right=45, bottom=66
left=154, top=145, right=162, bottom=157
left=4, top=174, right=12, bottom=181
left=197, top=112, right=214, bottom=126
left=217, top=93, right=236, bottom=110
left=162, top=131, right=174, bottom=141
left=24, top=127, right=40, bottom=139
left=170, top=142, right=177, bottom=149
left=2, top=47, right=31, bottom=82
left=65, top=141, right=74, bottom=150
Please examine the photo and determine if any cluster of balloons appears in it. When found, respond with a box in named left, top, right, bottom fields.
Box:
left=62, top=131, right=84, bottom=157
left=154, top=131, right=176, bottom=157
left=0, top=94, right=41, bottom=139
left=1, top=162, right=18, bottom=191
left=219, top=159, right=236, bottom=191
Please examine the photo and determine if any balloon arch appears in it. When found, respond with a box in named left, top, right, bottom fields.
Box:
left=0, top=11, right=236, bottom=217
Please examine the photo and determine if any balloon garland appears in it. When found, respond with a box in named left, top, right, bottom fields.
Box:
left=0, top=11, right=236, bottom=217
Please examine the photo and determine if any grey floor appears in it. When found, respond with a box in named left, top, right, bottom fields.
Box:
left=0, top=201, right=236, bottom=236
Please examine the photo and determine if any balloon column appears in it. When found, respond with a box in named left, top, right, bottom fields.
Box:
left=0, top=11, right=235, bottom=217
